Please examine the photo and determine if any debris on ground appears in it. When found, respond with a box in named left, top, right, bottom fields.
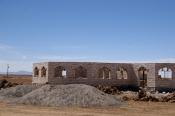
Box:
left=95, top=85, right=121, bottom=95
left=0, top=79, right=19, bottom=89
left=117, top=88, right=175, bottom=103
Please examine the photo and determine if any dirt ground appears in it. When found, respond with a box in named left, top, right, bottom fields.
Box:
left=0, top=76, right=32, bottom=85
left=0, top=76, right=174, bottom=116
left=0, top=101, right=174, bottom=116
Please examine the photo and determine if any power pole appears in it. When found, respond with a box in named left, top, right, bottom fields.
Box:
left=6, top=64, right=9, bottom=78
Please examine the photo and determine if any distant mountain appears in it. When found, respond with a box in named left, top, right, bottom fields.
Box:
left=0, top=71, right=32, bottom=75
left=10, top=71, right=32, bottom=75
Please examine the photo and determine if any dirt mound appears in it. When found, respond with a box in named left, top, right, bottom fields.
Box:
left=0, top=84, right=122, bottom=107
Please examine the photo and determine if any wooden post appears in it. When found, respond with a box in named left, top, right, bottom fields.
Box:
left=6, top=64, right=9, bottom=78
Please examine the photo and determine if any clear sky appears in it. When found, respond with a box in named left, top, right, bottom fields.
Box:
left=0, top=0, right=175, bottom=72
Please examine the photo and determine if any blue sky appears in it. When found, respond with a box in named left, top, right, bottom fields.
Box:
left=0, top=0, right=175, bottom=72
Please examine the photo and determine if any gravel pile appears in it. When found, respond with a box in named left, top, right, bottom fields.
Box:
left=0, top=84, right=122, bottom=107
left=0, top=85, right=38, bottom=101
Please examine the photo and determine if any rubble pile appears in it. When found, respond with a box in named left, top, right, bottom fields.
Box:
left=119, top=88, right=175, bottom=102
left=94, top=86, right=175, bottom=103
left=0, top=79, right=18, bottom=89
left=95, top=85, right=121, bottom=95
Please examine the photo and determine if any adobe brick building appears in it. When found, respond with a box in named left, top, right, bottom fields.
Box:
left=32, top=62, right=175, bottom=91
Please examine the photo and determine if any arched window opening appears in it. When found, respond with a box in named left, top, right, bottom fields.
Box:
left=75, top=66, right=87, bottom=78
left=158, top=67, right=172, bottom=79
left=117, top=67, right=128, bottom=79
left=138, top=67, right=148, bottom=88
left=55, top=66, right=67, bottom=78
left=98, top=67, right=111, bottom=79
left=34, top=67, right=39, bottom=77
left=41, top=67, right=47, bottom=77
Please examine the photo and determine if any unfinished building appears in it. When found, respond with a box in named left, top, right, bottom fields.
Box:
left=32, top=62, right=175, bottom=91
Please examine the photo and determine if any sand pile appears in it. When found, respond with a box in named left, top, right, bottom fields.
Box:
left=0, top=84, right=122, bottom=107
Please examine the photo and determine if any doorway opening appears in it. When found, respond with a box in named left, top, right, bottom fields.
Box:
left=138, top=67, right=148, bottom=88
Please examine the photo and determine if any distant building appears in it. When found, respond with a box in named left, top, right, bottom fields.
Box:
left=32, top=62, right=175, bottom=92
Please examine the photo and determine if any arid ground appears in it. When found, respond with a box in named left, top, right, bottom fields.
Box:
left=0, top=76, right=175, bottom=116
left=0, top=75, right=32, bottom=84
left=0, top=101, right=175, bottom=116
